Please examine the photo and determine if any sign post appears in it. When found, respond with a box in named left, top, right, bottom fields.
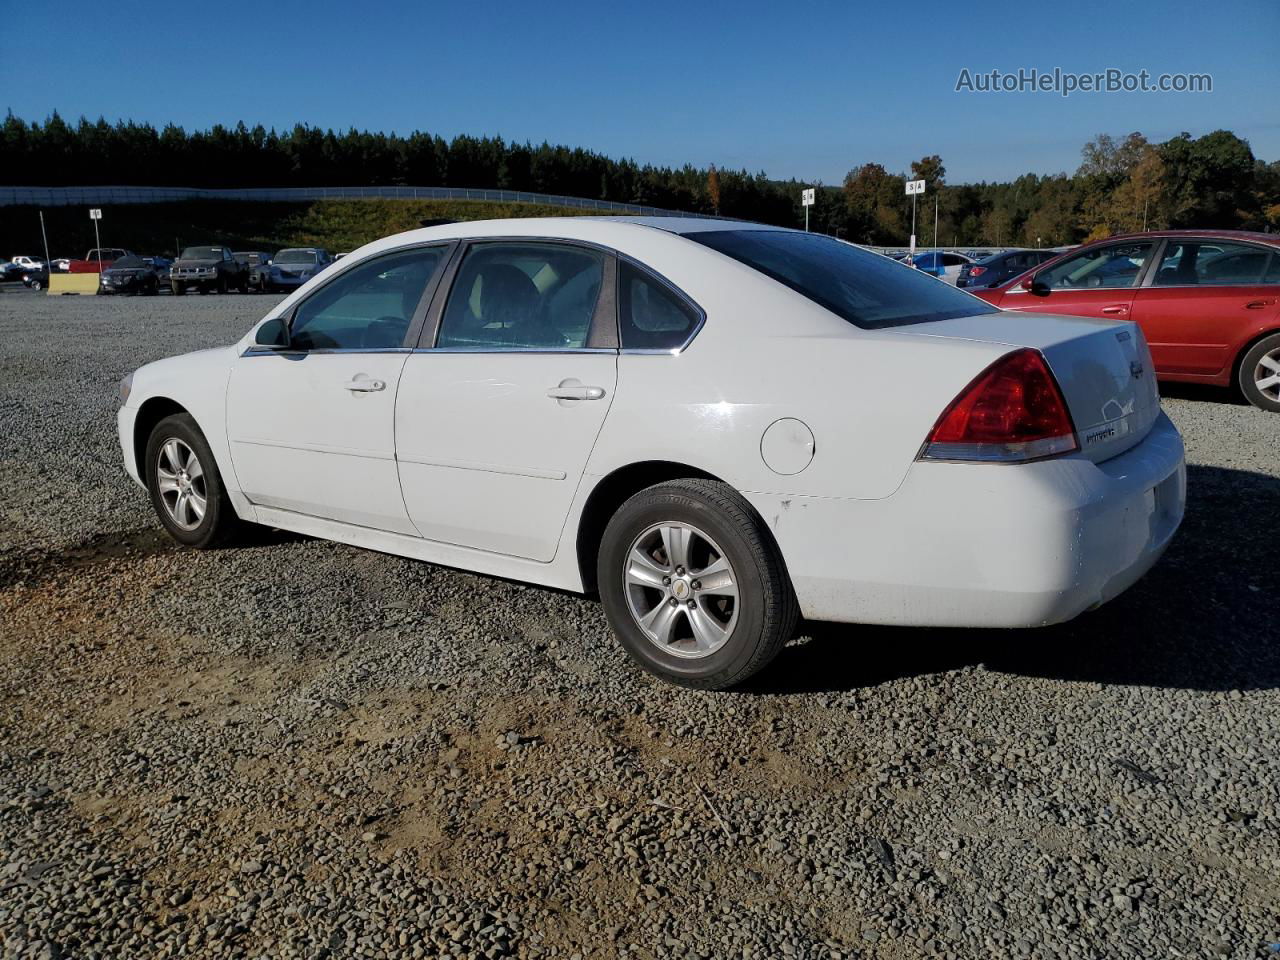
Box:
left=904, top=179, right=925, bottom=261
left=39, top=211, right=52, bottom=273
left=801, top=188, right=815, bottom=232
left=89, top=208, right=103, bottom=265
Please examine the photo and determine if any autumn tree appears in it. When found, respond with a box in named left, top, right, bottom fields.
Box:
left=706, top=164, right=721, bottom=215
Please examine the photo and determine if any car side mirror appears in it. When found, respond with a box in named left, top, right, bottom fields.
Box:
left=1022, top=274, right=1051, bottom=297
left=254, top=317, right=290, bottom=348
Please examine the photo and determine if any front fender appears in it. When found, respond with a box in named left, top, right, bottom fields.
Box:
left=124, top=346, right=255, bottom=521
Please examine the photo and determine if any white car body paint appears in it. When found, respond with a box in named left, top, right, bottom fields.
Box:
left=118, top=217, right=1186, bottom=629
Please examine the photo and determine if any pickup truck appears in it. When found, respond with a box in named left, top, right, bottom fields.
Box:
left=170, top=244, right=250, bottom=294
left=68, top=248, right=133, bottom=273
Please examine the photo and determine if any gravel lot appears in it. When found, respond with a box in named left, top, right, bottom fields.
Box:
left=1, top=285, right=1278, bottom=960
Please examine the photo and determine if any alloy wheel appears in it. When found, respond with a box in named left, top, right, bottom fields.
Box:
left=623, top=521, right=739, bottom=659
left=1254, top=348, right=1280, bottom=403
left=156, top=438, right=207, bottom=531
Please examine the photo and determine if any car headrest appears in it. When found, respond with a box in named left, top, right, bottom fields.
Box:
left=477, top=263, right=539, bottom=327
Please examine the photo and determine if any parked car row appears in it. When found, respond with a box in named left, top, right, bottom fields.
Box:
left=170, top=246, right=334, bottom=295
left=5, top=245, right=335, bottom=296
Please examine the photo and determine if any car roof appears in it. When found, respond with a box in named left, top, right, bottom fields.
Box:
left=1085, top=228, right=1280, bottom=248
left=335, top=216, right=788, bottom=267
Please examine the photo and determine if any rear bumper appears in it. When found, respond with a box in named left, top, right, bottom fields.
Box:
left=746, top=411, right=1186, bottom=627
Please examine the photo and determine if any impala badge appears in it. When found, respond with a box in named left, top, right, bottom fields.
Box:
left=1130, top=361, right=1145, bottom=380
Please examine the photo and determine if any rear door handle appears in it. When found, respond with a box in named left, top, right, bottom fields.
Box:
left=344, top=378, right=386, bottom=392
left=1102, top=305, right=1128, bottom=315
left=1245, top=299, right=1275, bottom=310
left=547, top=384, right=606, bottom=400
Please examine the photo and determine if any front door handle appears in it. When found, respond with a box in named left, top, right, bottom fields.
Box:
left=547, top=384, right=606, bottom=401
left=344, top=378, right=386, bottom=392
left=1102, top=305, right=1128, bottom=315
left=1245, top=299, right=1276, bottom=310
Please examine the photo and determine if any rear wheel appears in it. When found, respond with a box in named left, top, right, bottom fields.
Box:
left=1239, top=332, right=1280, bottom=412
left=598, top=479, right=797, bottom=689
left=144, top=414, right=241, bottom=548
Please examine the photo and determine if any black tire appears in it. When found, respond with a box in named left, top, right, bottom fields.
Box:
left=172, top=281, right=185, bottom=296
left=30, top=279, right=43, bottom=291
left=1238, top=332, right=1280, bottom=413
left=597, top=479, right=798, bottom=690
left=144, top=413, right=242, bottom=548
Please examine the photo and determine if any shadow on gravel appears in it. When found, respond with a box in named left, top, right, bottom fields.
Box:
left=748, top=464, right=1280, bottom=696
left=0, top=524, right=307, bottom=591
left=1159, top=381, right=1249, bottom=406
left=0, top=527, right=179, bottom=590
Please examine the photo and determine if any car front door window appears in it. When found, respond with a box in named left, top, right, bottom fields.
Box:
left=1039, top=242, right=1155, bottom=290
left=290, top=246, right=446, bottom=351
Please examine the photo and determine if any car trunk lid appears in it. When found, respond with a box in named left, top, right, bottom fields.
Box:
left=891, top=311, right=1161, bottom=463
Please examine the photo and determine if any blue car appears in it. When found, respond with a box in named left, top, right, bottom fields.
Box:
left=265, top=247, right=333, bottom=293
left=907, top=251, right=973, bottom=284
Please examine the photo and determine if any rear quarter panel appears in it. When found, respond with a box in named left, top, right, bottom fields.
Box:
left=585, top=261, right=1009, bottom=502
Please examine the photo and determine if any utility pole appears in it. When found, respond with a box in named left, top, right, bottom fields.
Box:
left=933, top=192, right=939, bottom=252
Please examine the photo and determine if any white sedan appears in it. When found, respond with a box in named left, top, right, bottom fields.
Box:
left=117, top=217, right=1186, bottom=689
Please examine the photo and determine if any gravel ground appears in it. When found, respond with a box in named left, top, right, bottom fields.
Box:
left=1, top=285, right=1278, bottom=960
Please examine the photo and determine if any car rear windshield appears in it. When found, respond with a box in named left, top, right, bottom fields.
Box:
left=276, top=250, right=317, bottom=264
left=111, top=256, right=145, bottom=268
left=684, top=229, right=998, bottom=329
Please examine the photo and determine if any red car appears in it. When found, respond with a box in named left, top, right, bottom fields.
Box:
left=971, top=230, right=1280, bottom=411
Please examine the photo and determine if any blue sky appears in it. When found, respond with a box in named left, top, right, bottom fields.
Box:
left=3, top=0, right=1276, bottom=184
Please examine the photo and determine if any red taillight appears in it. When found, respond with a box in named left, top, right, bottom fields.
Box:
left=921, top=348, right=1078, bottom=462
left=969, top=265, right=987, bottom=276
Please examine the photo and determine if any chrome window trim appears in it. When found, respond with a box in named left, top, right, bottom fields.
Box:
left=615, top=252, right=706, bottom=355
left=241, top=346, right=413, bottom=357
left=410, top=346, right=618, bottom=355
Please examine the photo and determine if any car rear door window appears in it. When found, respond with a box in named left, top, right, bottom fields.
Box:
left=1038, top=242, right=1155, bottom=290
left=685, top=229, right=996, bottom=329
left=289, top=246, right=445, bottom=351
left=436, top=242, right=604, bottom=350
left=618, top=261, right=701, bottom=350
left=1264, top=253, right=1280, bottom=284
left=1154, top=240, right=1270, bottom=286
